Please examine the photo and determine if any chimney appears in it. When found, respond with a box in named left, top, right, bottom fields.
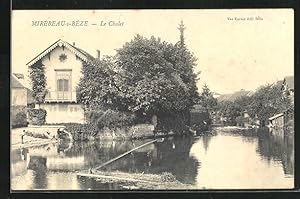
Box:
left=72, top=42, right=75, bottom=46
left=96, top=50, right=100, bottom=59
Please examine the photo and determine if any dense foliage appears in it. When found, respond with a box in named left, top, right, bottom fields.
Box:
left=86, top=109, right=136, bottom=130
left=27, top=108, right=47, bottom=125
left=11, top=106, right=28, bottom=128
left=115, top=35, right=199, bottom=116
left=77, top=57, right=119, bottom=111
left=61, top=123, right=98, bottom=140
left=248, top=84, right=292, bottom=124
left=77, top=34, right=200, bottom=132
left=217, top=84, right=293, bottom=126
left=199, top=84, right=217, bottom=111
left=29, top=60, right=47, bottom=104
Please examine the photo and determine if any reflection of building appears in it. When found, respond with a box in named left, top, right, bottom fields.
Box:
left=11, top=148, right=29, bottom=178
left=27, top=39, right=98, bottom=123
left=257, top=128, right=294, bottom=176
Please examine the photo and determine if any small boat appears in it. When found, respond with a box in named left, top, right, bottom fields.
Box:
left=156, top=138, right=165, bottom=142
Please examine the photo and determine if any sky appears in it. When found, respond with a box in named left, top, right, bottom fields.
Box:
left=11, top=9, right=294, bottom=94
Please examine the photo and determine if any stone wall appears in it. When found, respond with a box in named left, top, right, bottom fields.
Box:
left=40, top=103, right=85, bottom=124
left=97, top=124, right=155, bottom=140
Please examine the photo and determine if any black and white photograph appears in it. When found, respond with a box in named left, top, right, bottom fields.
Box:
left=10, top=9, right=294, bottom=190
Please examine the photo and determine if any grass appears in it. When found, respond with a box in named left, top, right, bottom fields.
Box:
left=77, top=170, right=195, bottom=190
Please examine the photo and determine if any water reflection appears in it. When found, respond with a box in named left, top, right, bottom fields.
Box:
left=256, top=128, right=294, bottom=176
left=103, top=137, right=199, bottom=184
left=11, top=127, right=294, bottom=190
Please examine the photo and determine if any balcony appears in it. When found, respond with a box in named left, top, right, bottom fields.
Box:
left=45, top=91, right=77, bottom=102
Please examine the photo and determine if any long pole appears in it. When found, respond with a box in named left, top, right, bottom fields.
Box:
left=92, top=139, right=158, bottom=171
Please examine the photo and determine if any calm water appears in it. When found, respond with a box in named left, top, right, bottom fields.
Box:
left=11, top=127, right=294, bottom=190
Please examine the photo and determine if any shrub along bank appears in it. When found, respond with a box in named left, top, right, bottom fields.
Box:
left=27, top=108, right=47, bottom=125
left=11, top=106, right=28, bottom=128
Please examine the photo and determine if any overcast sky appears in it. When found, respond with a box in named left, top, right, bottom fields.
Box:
left=12, top=9, right=293, bottom=94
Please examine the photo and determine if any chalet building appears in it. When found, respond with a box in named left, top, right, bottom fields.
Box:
left=11, top=73, right=34, bottom=107
left=26, top=39, right=99, bottom=124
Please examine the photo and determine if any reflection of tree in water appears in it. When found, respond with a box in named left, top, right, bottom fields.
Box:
left=103, top=137, right=199, bottom=184
left=256, top=128, right=294, bottom=175
left=60, top=140, right=148, bottom=169
left=27, top=156, right=48, bottom=189
left=61, top=141, right=99, bottom=167
left=58, top=137, right=199, bottom=184
left=202, top=134, right=212, bottom=152
left=153, top=137, right=199, bottom=184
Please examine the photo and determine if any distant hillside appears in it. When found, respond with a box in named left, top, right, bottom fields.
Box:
left=216, top=76, right=293, bottom=102
left=217, top=89, right=253, bottom=102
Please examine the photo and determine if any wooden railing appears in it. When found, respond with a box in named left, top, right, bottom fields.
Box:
left=45, top=91, right=77, bottom=102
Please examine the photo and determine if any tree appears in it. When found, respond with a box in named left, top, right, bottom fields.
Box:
left=218, top=100, right=242, bottom=126
left=199, top=84, right=217, bottom=111
left=29, top=60, right=47, bottom=107
left=115, top=34, right=199, bottom=117
left=77, top=31, right=200, bottom=133
left=77, top=56, right=120, bottom=112
left=248, top=84, right=291, bottom=125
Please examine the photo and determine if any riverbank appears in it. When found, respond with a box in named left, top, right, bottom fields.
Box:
left=214, top=126, right=255, bottom=131
left=77, top=170, right=195, bottom=190
left=11, top=127, right=58, bottom=150
left=11, top=138, right=58, bottom=150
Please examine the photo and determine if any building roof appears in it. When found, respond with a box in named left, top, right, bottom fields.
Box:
left=13, top=73, right=24, bottom=79
left=269, top=113, right=284, bottom=121
left=26, top=39, right=95, bottom=67
left=11, top=74, right=25, bottom=88
left=283, top=76, right=294, bottom=90
left=217, top=89, right=252, bottom=102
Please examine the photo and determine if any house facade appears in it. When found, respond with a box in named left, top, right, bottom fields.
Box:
left=11, top=73, right=34, bottom=106
left=268, top=113, right=284, bottom=128
left=26, top=39, right=97, bottom=124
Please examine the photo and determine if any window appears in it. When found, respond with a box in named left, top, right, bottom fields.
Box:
left=57, top=79, right=69, bottom=91
left=55, top=70, right=72, bottom=100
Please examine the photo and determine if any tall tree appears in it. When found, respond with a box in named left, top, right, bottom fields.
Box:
left=248, top=84, right=291, bottom=124
left=77, top=56, right=120, bottom=112
left=29, top=60, right=47, bottom=107
left=200, top=84, right=217, bottom=111
left=115, top=34, right=199, bottom=116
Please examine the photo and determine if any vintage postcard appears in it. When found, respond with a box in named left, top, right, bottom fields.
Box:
left=11, top=9, right=294, bottom=190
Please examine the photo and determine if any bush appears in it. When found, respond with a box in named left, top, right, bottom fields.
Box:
left=63, top=123, right=98, bottom=141
left=11, top=106, right=28, bottom=128
left=190, top=111, right=211, bottom=125
left=160, top=172, right=177, bottom=182
left=27, top=108, right=47, bottom=125
left=156, top=112, right=189, bottom=135
left=86, top=109, right=136, bottom=130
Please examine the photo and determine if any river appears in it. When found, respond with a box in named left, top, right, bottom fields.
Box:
left=11, top=127, right=294, bottom=190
